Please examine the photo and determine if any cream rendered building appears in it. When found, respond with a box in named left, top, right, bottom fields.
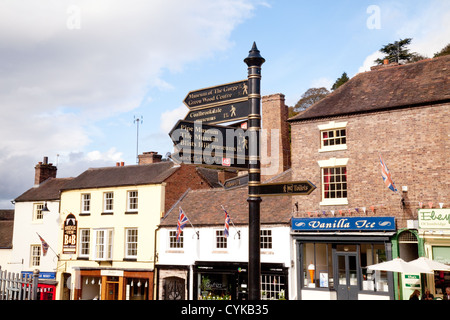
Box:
left=55, top=158, right=216, bottom=300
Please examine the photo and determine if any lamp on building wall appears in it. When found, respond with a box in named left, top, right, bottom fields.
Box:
left=42, top=202, right=50, bottom=212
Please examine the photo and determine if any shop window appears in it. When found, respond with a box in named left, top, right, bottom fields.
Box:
left=198, top=273, right=232, bottom=300
left=126, top=278, right=148, bottom=300
left=216, top=230, right=227, bottom=249
left=302, top=243, right=333, bottom=288
left=432, top=246, right=450, bottom=297
left=261, top=274, right=285, bottom=300
left=360, top=244, right=389, bottom=292
left=169, top=230, right=183, bottom=248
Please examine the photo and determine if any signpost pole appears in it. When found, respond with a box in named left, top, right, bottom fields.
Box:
left=244, top=42, right=265, bottom=300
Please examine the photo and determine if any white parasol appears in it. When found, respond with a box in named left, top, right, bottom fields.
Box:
left=407, top=257, right=450, bottom=272
left=367, top=257, right=433, bottom=274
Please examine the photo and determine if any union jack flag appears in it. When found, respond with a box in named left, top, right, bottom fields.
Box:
left=37, top=233, right=49, bottom=256
left=176, top=208, right=189, bottom=242
left=223, top=207, right=230, bottom=238
left=379, top=155, right=398, bottom=192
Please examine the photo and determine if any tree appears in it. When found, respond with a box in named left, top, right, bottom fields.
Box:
left=434, top=43, right=450, bottom=57
left=331, top=72, right=349, bottom=91
left=294, top=87, right=330, bottom=112
left=375, top=38, right=414, bottom=64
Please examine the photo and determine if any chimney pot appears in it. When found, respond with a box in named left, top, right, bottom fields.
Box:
left=34, top=156, right=57, bottom=185
left=121, top=162, right=124, bottom=166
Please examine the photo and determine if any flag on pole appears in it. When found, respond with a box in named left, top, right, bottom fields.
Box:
left=176, top=207, right=189, bottom=242
left=379, top=155, right=398, bottom=192
left=223, top=207, right=230, bottom=238
left=37, top=233, right=49, bottom=256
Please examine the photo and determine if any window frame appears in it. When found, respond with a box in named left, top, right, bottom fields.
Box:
left=79, top=228, right=90, bottom=258
left=93, top=228, right=114, bottom=261
left=33, top=203, right=44, bottom=221
left=103, top=191, right=114, bottom=213
left=127, top=190, right=138, bottom=212
left=318, top=158, right=349, bottom=206
left=125, top=228, right=138, bottom=259
left=260, top=229, right=273, bottom=250
left=81, top=193, right=91, bottom=214
left=169, top=230, right=183, bottom=249
left=30, top=244, right=41, bottom=267
left=215, top=230, right=227, bottom=249
left=318, top=121, right=348, bottom=153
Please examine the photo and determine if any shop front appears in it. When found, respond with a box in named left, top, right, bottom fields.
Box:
left=292, top=216, right=396, bottom=300
left=193, top=261, right=288, bottom=300
left=21, top=271, right=57, bottom=300
left=72, top=268, right=153, bottom=300
left=418, top=208, right=450, bottom=299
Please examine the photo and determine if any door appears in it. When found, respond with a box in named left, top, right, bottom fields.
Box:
left=106, top=282, right=119, bottom=300
left=336, top=253, right=359, bottom=300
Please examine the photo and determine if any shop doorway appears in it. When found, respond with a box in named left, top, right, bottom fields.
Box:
left=335, top=252, right=359, bottom=300
left=106, top=282, right=119, bottom=300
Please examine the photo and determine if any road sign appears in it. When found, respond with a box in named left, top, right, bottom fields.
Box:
left=183, top=80, right=248, bottom=109
left=184, top=100, right=249, bottom=125
left=169, top=120, right=251, bottom=170
left=258, top=181, right=316, bottom=197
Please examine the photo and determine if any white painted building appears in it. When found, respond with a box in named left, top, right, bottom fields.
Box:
left=156, top=170, right=296, bottom=300
left=8, top=157, right=72, bottom=300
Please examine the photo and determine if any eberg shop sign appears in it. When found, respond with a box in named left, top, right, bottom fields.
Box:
left=292, top=217, right=395, bottom=232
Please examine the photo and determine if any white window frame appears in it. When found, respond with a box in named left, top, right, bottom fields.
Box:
left=30, top=245, right=41, bottom=267
left=33, top=203, right=44, bottom=221
left=81, top=193, right=91, bottom=214
left=94, top=229, right=113, bottom=261
left=79, top=229, right=90, bottom=258
left=260, top=229, right=273, bottom=250
left=318, top=121, right=348, bottom=153
left=318, top=158, right=349, bottom=206
left=125, top=228, right=138, bottom=259
left=215, top=230, right=227, bottom=249
left=127, top=190, right=138, bottom=212
left=103, top=192, right=114, bottom=212
left=169, top=230, right=183, bottom=249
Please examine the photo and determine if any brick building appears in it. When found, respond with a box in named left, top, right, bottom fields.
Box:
left=288, top=55, right=449, bottom=300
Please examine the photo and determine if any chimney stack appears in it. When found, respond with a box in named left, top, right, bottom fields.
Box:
left=138, top=151, right=162, bottom=165
left=260, top=93, right=291, bottom=181
left=34, top=156, right=57, bottom=186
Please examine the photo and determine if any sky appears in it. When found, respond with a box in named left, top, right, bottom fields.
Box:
left=1, top=0, right=449, bottom=208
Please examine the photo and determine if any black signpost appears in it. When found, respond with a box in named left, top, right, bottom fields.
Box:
left=168, top=42, right=315, bottom=301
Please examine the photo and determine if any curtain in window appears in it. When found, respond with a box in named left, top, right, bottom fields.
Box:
left=323, top=168, right=330, bottom=198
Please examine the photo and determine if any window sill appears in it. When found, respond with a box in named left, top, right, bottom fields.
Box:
left=79, top=212, right=91, bottom=216
left=320, top=198, right=348, bottom=206
left=318, top=145, right=347, bottom=153
left=125, top=211, right=138, bottom=215
left=101, top=212, right=114, bottom=215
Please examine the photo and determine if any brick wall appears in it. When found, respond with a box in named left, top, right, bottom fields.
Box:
left=163, top=164, right=212, bottom=214
left=290, top=103, right=449, bottom=229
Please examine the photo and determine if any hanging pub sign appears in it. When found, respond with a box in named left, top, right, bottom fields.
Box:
left=292, top=216, right=396, bottom=232
left=63, top=213, right=77, bottom=254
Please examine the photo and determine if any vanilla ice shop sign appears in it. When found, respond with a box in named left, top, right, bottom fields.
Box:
left=292, top=217, right=396, bottom=232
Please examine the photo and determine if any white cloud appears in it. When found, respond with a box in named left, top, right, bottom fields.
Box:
left=358, top=51, right=384, bottom=74
left=0, top=0, right=257, bottom=205
left=310, top=77, right=334, bottom=91
left=160, top=105, right=190, bottom=134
